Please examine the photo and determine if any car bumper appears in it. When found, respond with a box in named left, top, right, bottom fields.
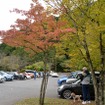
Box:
left=57, top=86, right=63, bottom=96
left=6, top=76, right=13, bottom=81
left=6, top=78, right=12, bottom=81
left=57, top=90, right=62, bottom=96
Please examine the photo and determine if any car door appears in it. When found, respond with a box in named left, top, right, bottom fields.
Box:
left=72, top=80, right=82, bottom=95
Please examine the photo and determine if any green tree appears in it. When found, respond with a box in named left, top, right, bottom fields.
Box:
left=44, top=0, right=105, bottom=105
left=0, top=43, right=30, bottom=71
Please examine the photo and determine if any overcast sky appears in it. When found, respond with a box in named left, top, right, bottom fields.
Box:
left=0, top=0, right=45, bottom=31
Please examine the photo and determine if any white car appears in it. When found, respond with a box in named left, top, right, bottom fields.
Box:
left=51, top=72, right=59, bottom=77
left=25, top=75, right=31, bottom=79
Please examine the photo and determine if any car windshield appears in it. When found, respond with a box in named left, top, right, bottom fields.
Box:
left=68, top=71, right=82, bottom=78
left=68, top=73, right=73, bottom=78
left=72, top=72, right=78, bottom=78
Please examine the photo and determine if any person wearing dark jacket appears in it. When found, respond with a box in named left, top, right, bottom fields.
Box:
left=81, top=67, right=91, bottom=104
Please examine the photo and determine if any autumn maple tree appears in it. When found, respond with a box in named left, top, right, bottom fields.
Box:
left=1, top=1, right=74, bottom=105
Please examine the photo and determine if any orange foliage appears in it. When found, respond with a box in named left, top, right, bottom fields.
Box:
left=2, top=1, right=75, bottom=55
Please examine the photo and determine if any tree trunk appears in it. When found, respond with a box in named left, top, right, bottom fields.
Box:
left=81, top=29, right=101, bottom=105
left=98, top=32, right=105, bottom=105
left=84, top=32, right=105, bottom=105
left=39, top=54, right=49, bottom=105
left=39, top=73, right=48, bottom=105
left=104, top=53, right=105, bottom=105
left=95, top=71, right=105, bottom=105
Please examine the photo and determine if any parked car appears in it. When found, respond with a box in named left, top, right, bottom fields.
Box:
left=8, top=71, right=31, bottom=80
left=57, top=71, right=100, bottom=100
left=57, top=79, right=95, bottom=100
left=57, top=71, right=82, bottom=86
left=57, top=75, right=69, bottom=86
left=0, top=71, right=14, bottom=81
left=51, top=72, right=59, bottom=77
left=6, top=71, right=19, bottom=80
left=25, top=70, right=35, bottom=78
left=25, top=70, right=41, bottom=78
left=24, top=72, right=31, bottom=79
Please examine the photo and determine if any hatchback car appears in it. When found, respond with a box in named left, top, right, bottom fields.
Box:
left=57, top=79, right=95, bottom=100
left=57, top=71, right=100, bottom=100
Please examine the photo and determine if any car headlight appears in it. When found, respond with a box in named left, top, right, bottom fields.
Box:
left=58, top=85, right=64, bottom=91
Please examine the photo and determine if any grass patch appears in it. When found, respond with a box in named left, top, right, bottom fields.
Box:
left=15, top=98, right=95, bottom=105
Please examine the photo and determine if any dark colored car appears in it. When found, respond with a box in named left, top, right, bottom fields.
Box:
left=7, top=72, right=27, bottom=80
left=57, top=79, right=95, bottom=100
left=6, top=72, right=18, bottom=80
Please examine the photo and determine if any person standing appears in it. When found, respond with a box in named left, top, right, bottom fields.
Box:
left=81, top=67, right=91, bottom=104
left=34, top=69, right=36, bottom=80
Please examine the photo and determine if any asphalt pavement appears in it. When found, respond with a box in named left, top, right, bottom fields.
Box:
left=0, top=77, right=59, bottom=105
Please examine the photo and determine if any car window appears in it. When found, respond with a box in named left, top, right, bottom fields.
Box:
left=71, top=72, right=77, bottom=78
left=72, top=72, right=82, bottom=78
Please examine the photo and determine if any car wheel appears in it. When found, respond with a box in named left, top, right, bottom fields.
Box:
left=11, top=77, right=14, bottom=81
left=25, top=76, right=27, bottom=79
left=1, top=78, right=5, bottom=83
left=62, top=89, right=72, bottom=99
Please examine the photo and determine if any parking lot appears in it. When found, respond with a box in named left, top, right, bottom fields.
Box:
left=0, top=77, right=59, bottom=105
